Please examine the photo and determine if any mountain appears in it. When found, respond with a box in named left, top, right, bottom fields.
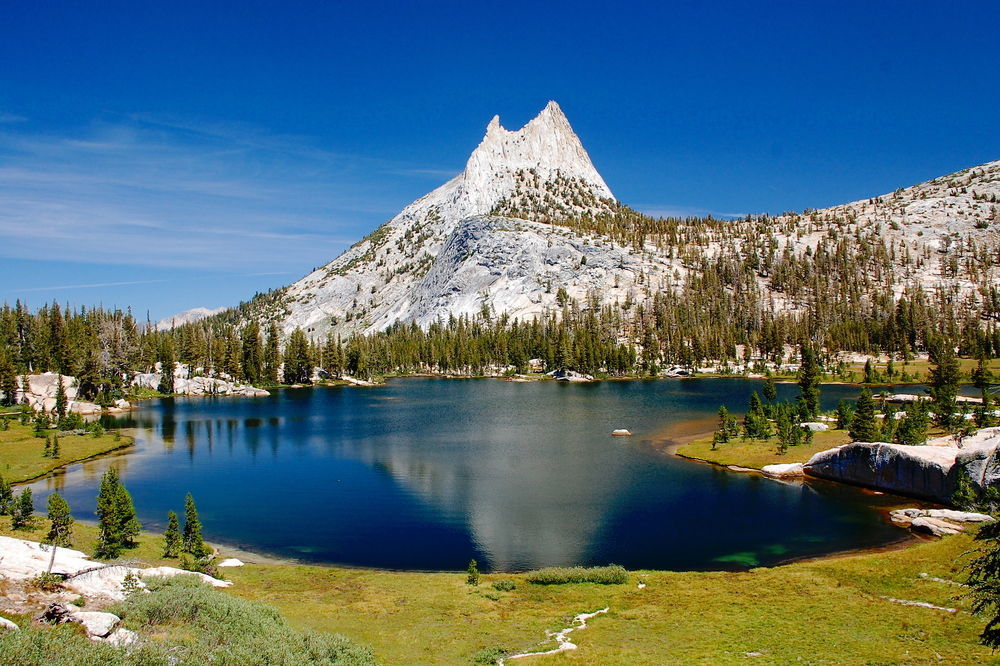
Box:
left=244, top=102, right=997, bottom=346
left=156, top=306, right=226, bottom=331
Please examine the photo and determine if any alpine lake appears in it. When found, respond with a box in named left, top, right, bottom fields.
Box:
left=25, top=378, right=926, bottom=572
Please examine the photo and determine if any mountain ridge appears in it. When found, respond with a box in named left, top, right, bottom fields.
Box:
left=225, top=104, right=997, bottom=352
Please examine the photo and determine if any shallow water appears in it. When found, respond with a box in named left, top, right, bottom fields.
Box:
left=28, top=378, right=918, bottom=571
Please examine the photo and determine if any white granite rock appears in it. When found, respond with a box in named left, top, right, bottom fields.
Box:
left=0, top=617, right=18, bottom=632
left=218, top=558, right=245, bottom=568
left=761, top=463, right=805, bottom=478
left=70, top=611, right=120, bottom=638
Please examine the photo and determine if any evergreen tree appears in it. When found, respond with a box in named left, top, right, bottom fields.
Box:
left=763, top=376, right=778, bottom=403
left=966, top=520, right=1000, bottom=649
left=95, top=468, right=140, bottom=558
left=864, top=359, right=875, bottom=384
left=54, top=375, right=68, bottom=420
left=11, top=487, right=33, bottom=529
left=157, top=338, right=176, bottom=395
left=849, top=389, right=879, bottom=442
left=284, top=328, right=312, bottom=384
left=835, top=400, right=853, bottom=430
left=163, top=510, right=182, bottom=558
left=183, top=492, right=209, bottom=557
left=264, top=322, right=281, bottom=384
left=717, top=406, right=733, bottom=443
left=928, top=338, right=961, bottom=429
left=466, top=558, right=480, bottom=586
left=51, top=435, right=60, bottom=459
left=894, top=400, right=929, bottom=445
left=0, top=474, right=14, bottom=515
left=743, top=391, right=772, bottom=440
left=45, top=492, right=74, bottom=547
left=241, top=321, right=263, bottom=385
left=0, top=349, right=16, bottom=407
left=797, top=345, right=821, bottom=418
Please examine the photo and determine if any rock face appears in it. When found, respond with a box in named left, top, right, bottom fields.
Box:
left=237, top=102, right=998, bottom=344
left=804, top=442, right=958, bottom=501
left=155, top=306, right=226, bottom=331
left=132, top=369, right=269, bottom=397
left=803, top=428, right=1000, bottom=503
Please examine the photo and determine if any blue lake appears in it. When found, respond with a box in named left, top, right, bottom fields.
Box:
left=27, top=378, right=919, bottom=571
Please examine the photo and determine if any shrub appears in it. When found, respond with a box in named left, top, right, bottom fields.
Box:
left=524, top=564, right=628, bottom=585
left=492, top=578, right=517, bottom=592
left=471, top=645, right=510, bottom=664
left=113, top=576, right=375, bottom=664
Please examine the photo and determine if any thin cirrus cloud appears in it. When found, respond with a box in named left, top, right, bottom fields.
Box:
left=14, top=279, right=167, bottom=293
left=0, top=115, right=448, bottom=272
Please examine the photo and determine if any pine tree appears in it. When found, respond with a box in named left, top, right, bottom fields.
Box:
left=797, top=345, right=821, bottom=418
left=835, top=400, right=853, bottom=430
left=466, top=558, right=480, bottom=586
left=162, top=510, right=182, bottom=558
left=849, top=389, right=879, bottom=442
left=241, top=321, right=263, bottom=385
left=928, top=338, right=961, bottom=430
left=0, top=349, right=16, bottom=407
left=51, top=436, right=60, bottom=459
left=743, top=391, right=772, bottom=440
left=895, top=400, right=929, bottom=445
left=182, top=493, right=209, bottom=557
left=966, top=520, right=1000, bottom=649
left=717, top=406, right=733, bottom=443
left=763, top=376, right=778, bottom=403
left=157, top=338, right=176, bottom=395
left=0, top=474, right=12, bottom=515
left=54, top=375, right=68, bottom=420
left=264, top=322, right=281, bottom=384
left=45, top=492, right=74, bottom=547
left=284, top=328, right=312, bottom=384
left=95, top=468, right=140, bottom=558
left=11, top=487, right=33, bottom=529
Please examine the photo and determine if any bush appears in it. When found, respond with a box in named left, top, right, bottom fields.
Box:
left=524, top=564, right=628, bottom=585
left=471, top=645, right=510, bottom=664
left=0, top=624, right=167, bottom=664
left=491, top=578, right=517, bottom=592
left=113, top=576, right=375, bottom=664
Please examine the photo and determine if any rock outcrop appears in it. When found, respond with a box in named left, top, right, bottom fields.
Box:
left=132, top=371, right=269, bottom=397
left=0, top=535, right=232, bottom=603
left=803, top=427, right=1000, bottom=503
left=889, top=507, right=994, bottom=537
left=12, top=372, right=117, bottom=415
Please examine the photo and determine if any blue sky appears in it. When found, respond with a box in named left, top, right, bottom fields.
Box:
left=2, top=1, right=998, bottom=320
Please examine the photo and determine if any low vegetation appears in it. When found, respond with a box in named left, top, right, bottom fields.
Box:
left=0, top=577, right=375, bottom=665
left=524, top=565, right=628, bottom=585
left=0, top=420, right=132, bottom=483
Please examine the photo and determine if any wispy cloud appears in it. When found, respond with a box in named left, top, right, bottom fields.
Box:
left=0, top=115, right=424, bottom=272
left=0, top=113, right=27, bottom=124
left=15, top=279, right=167, bottom=292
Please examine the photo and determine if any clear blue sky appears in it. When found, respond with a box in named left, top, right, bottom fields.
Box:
left=2, top=1, right=998, bottom=320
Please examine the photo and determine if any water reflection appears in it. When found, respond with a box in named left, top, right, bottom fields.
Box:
left=29, top=379, right=913, bottom=571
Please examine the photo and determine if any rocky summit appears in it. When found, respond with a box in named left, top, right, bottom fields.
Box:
left=241, top=103, right=997, bottom=341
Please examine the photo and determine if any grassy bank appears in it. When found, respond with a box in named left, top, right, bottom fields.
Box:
left=676, top=428, right=852, bottom=469
left=2, top=511, right=992, bottom=662
left=225, top=534, right=990, bottom=664
left=0, top=421, right=133, bottom=483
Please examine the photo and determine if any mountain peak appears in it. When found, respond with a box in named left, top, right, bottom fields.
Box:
left=461, top=101, right=614, bottom=214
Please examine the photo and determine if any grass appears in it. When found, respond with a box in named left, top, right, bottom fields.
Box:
left=0, top=421, right=133, bottom=483
left=1, top=510, right=994, bottom=663
left=224, top=534, right=994, bottom=664
left=677, top=428, right=852, bottom=469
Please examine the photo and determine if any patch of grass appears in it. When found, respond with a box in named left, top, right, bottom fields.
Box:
left=224, top=533, right=993, bottom=664
left=677, top=428, right=851, bottom=468
left=0, top=422, right=133, bottom=483
left=524, top=565, right=628, bottom=585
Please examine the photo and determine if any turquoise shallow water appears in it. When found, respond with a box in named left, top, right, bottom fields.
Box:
left=27, top=378, right=918, bottom=571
